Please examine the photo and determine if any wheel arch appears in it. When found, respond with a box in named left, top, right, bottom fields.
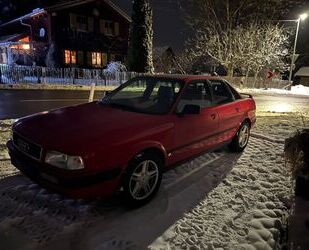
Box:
left=131, top=147, right=166, bottom=166
left=243, top=117, right=252, bottom=128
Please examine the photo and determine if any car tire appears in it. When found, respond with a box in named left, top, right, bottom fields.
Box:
left=228, top=121, right=250, bottom=152
left=123, top=152, right=163, bottom=207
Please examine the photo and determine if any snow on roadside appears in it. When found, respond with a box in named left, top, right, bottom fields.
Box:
left=150, top=138, right=292, bottom=250
left=239, top=85, right=309, bottom=97
left=240, top=87, right=291, bottom=95
left=291, top=85, right=309, bottom=96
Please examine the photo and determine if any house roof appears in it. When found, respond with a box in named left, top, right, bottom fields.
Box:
left=295, top=67, right=309, bottom=77
left=46, top=0, right=131, bottom=22
left=0, top=33, right=26, bottom=43
left=0, top=8, right=45, bottom=27
left=0, top=0, right=131, bottom=28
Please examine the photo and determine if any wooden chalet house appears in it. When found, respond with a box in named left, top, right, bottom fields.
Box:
left=0, top=0, right=131, bottom=68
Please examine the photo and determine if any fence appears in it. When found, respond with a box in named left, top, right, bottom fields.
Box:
left=0, top=64, right=139, bottom=86
left=223, top=76, right=289, bottom=89
left=0, top=64, right=289, bottom=89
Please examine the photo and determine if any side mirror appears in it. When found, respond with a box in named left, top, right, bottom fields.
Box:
left=180, top=104, right=201, bottom=115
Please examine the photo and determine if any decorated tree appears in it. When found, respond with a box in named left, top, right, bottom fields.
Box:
left=127, top=0, right=154, bottom=73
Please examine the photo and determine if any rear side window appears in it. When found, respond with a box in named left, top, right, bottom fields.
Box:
left=209, top=80, right=234, bottom=105
left=225, top=81, right=242, bottom=100
left=177, top=81, right=212, bottom=113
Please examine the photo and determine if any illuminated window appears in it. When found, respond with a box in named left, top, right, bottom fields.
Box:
left=65, top=50, right=70, bottom=64
left=64, top=50, right=76, bottom=64
left=10, top=36, right=30, bottom=50
left=19, top=37, right=30, bottom=50
left=91, top=52, right=108, bottom=67
left=71, top=51, right=76, bottom=64
left=92, top=52, right=101, bottom=66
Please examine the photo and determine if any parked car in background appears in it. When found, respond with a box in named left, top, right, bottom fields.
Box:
left=7, top=75, right=256, bottom=206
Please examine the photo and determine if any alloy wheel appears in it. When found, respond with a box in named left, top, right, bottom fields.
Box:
left=238, top=124, right=249, bottom=148
left=129, top=160, right=159, bottom=200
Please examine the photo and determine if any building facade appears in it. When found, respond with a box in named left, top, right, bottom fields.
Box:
left=0, top=0, right=131, bottom=68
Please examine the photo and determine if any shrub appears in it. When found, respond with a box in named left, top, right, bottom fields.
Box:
left=104, top=61, right=127, bottom=74
left=284, top=129, right=309, bottom=178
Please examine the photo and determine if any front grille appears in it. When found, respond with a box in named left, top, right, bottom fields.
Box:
left=13, top=132, right=42, bottom=160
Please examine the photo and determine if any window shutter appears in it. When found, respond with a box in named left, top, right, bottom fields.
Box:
left=77, top=51, right=84, bottom=65
left=100, top=20, right=106, bottom=34
left=102, top=53, right=107, bottom=66
left=114, top=22, right=119, bottom=36
left=69, top=13, right=76, bottom=30
left=86, top=52, right=92, bottom=66
left=88, top=17, right=94, bottom=32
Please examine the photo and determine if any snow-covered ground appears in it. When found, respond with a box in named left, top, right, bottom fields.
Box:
left=0, top=114, right=304, bottom=249
left=240, top=84, right=309, bottom=97
left=253, top=114, right=309, bottom=142
left=151, top=138, right=291, bottom=250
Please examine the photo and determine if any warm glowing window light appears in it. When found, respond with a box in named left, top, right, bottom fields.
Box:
left=64, top=50, right=76, bottom=64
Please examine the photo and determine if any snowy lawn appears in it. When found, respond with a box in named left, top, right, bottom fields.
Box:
left=240, top=84, right=309, bottom=97
left=0, top=115, right=300, bottom=249
left=253, top=114, right=309, bottom=142
left=150, top=138, right=291, bottom=250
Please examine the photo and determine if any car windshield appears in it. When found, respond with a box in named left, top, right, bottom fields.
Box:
left=101, top=77, right=184, bottom=114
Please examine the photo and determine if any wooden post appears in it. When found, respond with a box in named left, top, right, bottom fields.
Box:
left=88, top=83, right=95, bottom=102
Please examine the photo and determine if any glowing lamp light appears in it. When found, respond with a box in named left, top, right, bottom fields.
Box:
left=21, top=44, right=30, bottom=50
left=300, top=13, right=308, bottom=21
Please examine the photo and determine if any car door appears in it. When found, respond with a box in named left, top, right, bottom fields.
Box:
left=169, top=81, right=219, bottom=164
left=208, top=80, right=244, bottom=143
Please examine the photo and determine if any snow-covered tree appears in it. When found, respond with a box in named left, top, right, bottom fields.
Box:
left=127, top=0, right=154, bottom=73
left=189, top=23, right=289, bottom=77
left=173, top=50, right=197, bottom=74
left=181, top=0, right=296, bottom=76
left=181, top=0, right=308, bottom=31
left=153, top=47, right=175, bottom=73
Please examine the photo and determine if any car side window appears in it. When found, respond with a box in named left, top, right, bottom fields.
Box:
left=209, top=80, right=235, bottom=105
left=225, top=81, right=242, bottom=100
left=177, top=82, right=212, bottom=113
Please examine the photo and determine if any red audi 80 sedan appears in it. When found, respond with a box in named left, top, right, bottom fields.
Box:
left=7, top=75, right=256, bottom=206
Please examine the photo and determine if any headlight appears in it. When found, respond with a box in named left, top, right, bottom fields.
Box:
left=45, top=151, right=84, bottom=170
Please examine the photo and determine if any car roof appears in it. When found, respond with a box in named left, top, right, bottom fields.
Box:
left=140, top=74, right=223, bottom=82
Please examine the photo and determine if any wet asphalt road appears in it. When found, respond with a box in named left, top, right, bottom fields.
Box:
left=0, top=89, right=106, bottom=119
left=0, top=89, right=309, bottom=119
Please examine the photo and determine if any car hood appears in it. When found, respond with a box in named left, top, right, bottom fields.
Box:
left=13, top=102, right=174, bottom=154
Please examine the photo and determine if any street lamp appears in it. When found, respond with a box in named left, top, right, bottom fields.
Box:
left=288, top=13, right=308, bottom=84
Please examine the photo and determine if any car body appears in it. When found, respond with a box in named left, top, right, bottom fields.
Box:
left=7, top=75, right=256, bottom=204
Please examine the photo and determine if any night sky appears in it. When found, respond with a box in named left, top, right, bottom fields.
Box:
left=114, top=0, right=309, bottom=54
left=114, top=0, right=190, bottom=51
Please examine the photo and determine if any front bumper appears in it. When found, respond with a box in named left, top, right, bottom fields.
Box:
left=7, top=140, right=122, bottom=199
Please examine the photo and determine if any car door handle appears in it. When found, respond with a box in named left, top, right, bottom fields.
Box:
left=235, top=107, right=240, bottom=112
left=211, top=114, right=216, bottom=119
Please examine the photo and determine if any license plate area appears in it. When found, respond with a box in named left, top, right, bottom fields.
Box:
left=40, top=173, right=59, bottom=184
